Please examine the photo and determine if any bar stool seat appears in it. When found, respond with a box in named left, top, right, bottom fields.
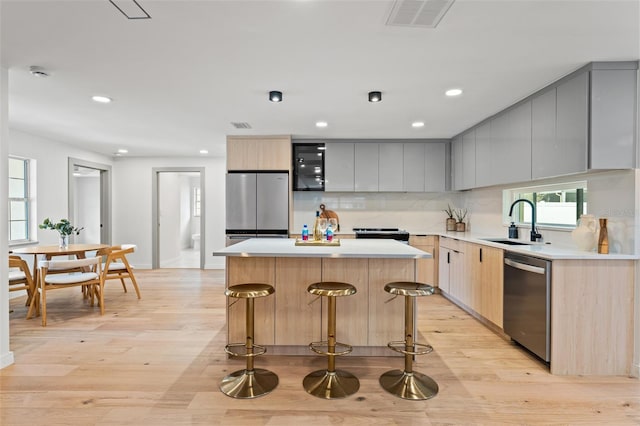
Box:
left=379, top=281, right=438, bottom=401
left=303, top=281, right=359, bottom=399
left=220, top=283, right=278, bottom=399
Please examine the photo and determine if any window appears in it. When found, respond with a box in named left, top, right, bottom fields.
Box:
left=8, top=157, right=30, bottom=242
left=192, top=187, right=201, bottom=217
left=505, top=182, right=587, bottom=228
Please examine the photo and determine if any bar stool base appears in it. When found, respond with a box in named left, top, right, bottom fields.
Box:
left=303, top=370, right=360, bottom=399
left=220, top=368, right=279, bottom=399
left=379, top=369, right=439, bottom=400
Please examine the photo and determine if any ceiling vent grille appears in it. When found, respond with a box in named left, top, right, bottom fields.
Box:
left=386, top=0, right=455, bottom=29
left=231, top=122, right=252, bottom=129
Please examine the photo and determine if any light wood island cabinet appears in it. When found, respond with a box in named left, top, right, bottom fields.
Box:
left=216, top=239, right=430, bottom=355
left=409, top=235, right=438, bottom=287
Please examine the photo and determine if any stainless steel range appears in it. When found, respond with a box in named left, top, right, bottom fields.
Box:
left=353, top=227, right=410, bottom=244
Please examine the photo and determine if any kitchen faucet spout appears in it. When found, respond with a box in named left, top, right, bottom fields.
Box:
left=508, top=199, right=542, bottom=242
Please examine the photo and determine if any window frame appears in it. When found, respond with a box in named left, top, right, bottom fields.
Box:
left=8, top=156, right=31, bottom=244
left=192, top=186, right=201, bottom=218
left=504, top=181, right=588, bottom=230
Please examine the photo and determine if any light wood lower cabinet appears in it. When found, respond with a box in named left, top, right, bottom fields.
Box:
left=409, top=235, right=438, bottom=287
left=467, top=243, right=504, bottom=328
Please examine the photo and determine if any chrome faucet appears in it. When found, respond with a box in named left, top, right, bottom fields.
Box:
left=508, top=199, right=542, bottom=242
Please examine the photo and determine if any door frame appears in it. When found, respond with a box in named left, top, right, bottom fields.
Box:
left=152, top=167, right=205, bottom=269
left=68, top=158, right=112, bottom=245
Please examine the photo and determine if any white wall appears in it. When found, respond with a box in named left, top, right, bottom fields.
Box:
left=8, top=129, right=112, bottom=246
left=1, top=64, right=14, bottom=369
left=112, top=156, right=226, bottom=269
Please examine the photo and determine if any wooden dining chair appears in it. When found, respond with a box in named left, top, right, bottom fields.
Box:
left=9, top=255, right=37, bottom=314
left=97, top=244, right=141, bottom=299
left=36, top=257, right=104, bottom=326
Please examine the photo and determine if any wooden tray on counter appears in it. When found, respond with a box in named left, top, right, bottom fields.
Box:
left=295, top=238, right=341, bottom=246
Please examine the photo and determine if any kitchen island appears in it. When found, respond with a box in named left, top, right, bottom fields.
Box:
left=213, top=238, right=431, bottom=355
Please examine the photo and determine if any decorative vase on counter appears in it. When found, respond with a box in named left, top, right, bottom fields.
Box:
left=446, top=217, right=456, bottom=232
left=59, top=234, right=69, bottom=249
left=571, top=214, right=597, bottom=251
left=455, top=222, right=466, bottom=232
left=598, top=218, right=609, bottom=254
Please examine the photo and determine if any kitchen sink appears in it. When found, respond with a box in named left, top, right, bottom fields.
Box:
left=481, top=238, right=531, bottom=246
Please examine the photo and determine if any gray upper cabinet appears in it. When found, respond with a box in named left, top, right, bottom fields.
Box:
left=555, top=72, right=588, bottom=175
left=379, top=143, right=404, bottom=191
left=424, top=142, right=447, bottom=192
left=354, top=143, right=379, bottom=192
left=531, top=88, right=559, bottom=179
left=506, top=100, right=532, bottom=183
left=462, top=131, right=476, bottom=189
left=590, top=69, right=637, bottom=169
left=474, top=121, right=493, bottom=187
left=452, top=135, right=464, bottom=190
left=324, top=142, right=354, bottom=192
left=403, top=143, right=425, bottom=192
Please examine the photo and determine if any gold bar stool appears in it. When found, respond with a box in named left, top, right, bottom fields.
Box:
left=220, top=283, right=278, bottom=399
left=379, top=281, right=438, bottom=400
left=303, top=281, right=359, bottom=399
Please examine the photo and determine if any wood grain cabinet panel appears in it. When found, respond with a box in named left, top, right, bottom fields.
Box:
left=409, top=235, right=437, bottom=287
left=322, top=258, right=369, bottom=346
left=226, top=257, right=276, bottom=345
left=467, top=243, right=503, bottom=328
left=226, top=136, right=291, bottom=170
left=274, top=257, right=322, bottom=345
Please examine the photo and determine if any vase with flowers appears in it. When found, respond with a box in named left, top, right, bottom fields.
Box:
left=39, top=218, right=84, bottom=249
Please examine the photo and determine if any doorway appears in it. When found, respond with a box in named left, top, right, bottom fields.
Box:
left=152, top=168, right=205, bottom=269
left=68, top=158, right=111, bottom=245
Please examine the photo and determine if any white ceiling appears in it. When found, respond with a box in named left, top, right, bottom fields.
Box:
left=2, top=0, right=639, bottom=158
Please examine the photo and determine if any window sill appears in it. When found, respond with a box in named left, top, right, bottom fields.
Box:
left=9, top=240, right=40, bottom=249
left=504, top=223, right=575, bottom=232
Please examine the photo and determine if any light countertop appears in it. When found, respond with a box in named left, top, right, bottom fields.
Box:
left=213, top=238, right=432, bottom=259
left=415, top=231, right=639, bottom=260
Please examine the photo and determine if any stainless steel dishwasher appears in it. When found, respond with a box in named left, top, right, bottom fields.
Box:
left=503, top=252, right=551, bottom=362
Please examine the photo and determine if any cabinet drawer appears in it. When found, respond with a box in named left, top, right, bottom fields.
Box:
left=439, top=236, right=465, bottom=252
left=409, top=235, right=436, bottom=246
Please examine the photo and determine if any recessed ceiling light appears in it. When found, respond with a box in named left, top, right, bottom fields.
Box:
left=199, top=149, right=209, bottom=154
left=445, top=88, right=463, bottom=97
left=117, top=148, right=128, bottom=154
left=412, top=121, right=425, bottom=128
left=92, top=95, right=112, bottom=103
left=29, top=65, right=49, bottom=78
left=316, top=121, right=328, bottom=128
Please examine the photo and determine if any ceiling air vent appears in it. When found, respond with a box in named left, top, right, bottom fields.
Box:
left=386, top=0, right=455, bottom=29
left=231, top=122, right=252, bottom=129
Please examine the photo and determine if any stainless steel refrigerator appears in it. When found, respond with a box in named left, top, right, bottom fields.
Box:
left=225, top=172, right=289, bottom=244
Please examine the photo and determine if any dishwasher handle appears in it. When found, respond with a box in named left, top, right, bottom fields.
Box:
left=504, top=258, right=546, bottom=275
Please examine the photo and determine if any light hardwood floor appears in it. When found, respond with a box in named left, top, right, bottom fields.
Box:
left=2, top=269, right=638, bottom=425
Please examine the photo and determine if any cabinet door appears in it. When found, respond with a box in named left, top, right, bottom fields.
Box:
left=451, top=136, right=464, bottom=191
left=256, top=137, right=291, bottom=170
left=505, top=101, right=532, bottom=183
left=227, top=138, right=257, bottom=170
left=556, top=72, right=588, bottom=175
left=424, top=143, right=446, bottom=192
left=410, top=236, right=437, bottom=286
left=403, top=143, right=425, bottom=192
left=378, top=143, right=404, bottom=191
left=474, top=122, right=493, bottom=187
left=490, top=113, right=509, bottom=184
left=462, top=130, right=476, bottom=189
left=354, top=143, right=379, bottom=192
left=531, top=89, right=559, bottom=179
left=449, top=250, right=466, bottom=303
left=479, top=246, right=504, bottom=328
left=438, top=248, right=451, bottom=294
left=590, top=69, right=637, bottom=169
left=325, top=142, right=355, bottom=191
